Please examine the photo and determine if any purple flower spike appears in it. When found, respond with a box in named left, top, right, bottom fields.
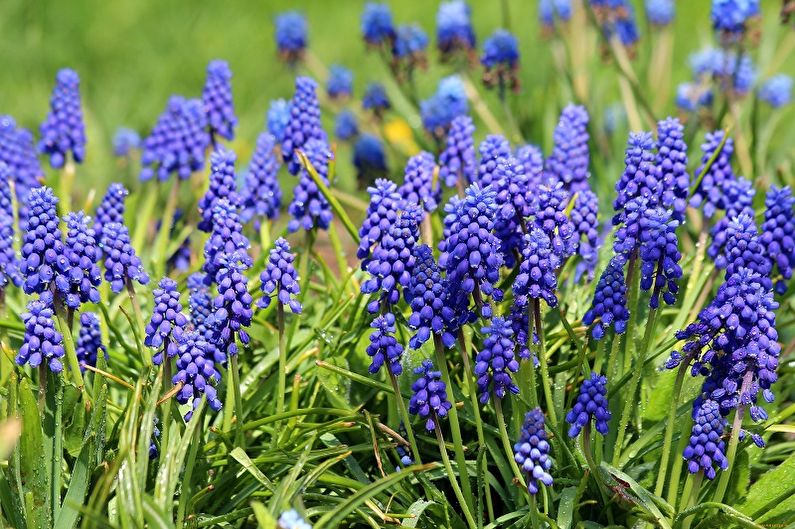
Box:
left=439, top=115, right=476, bottom=188
left=358, top=179, right=402, bottom=262
left=760, top=75, right=793, bottom=108
left=708, top=177, right=755, bottom=264
left=141, top=96, right=209, bottom=181
left=146, top=278, right=189, bottom=365
left=516, top=144, right=545, bottom=194
left=480, top=30, right=520, bottom=93
left=17, top=300, right=65, bottom=373
left=76, top=312, right=107, bottom=370
left=209, top=252, right=253, bottom=358
left=174, top=330, right=223, bottom=421
left=715, top=213, right=772, bottom=288
left=202, top=60, right=237, bottom=141
left=0, top=167, right=19, bottom=290
left=655, top=117, right=689, bottom=222
left=198, top=147, right=240, bottom=233
left=476, top=135, right=511, bottom=187
left=0, top=116, right=43, bottom=205
left=288, top=138, right=333, bottom=233
left=353, top=134, right=388, bottom=184
left=267, top=99, right=290, bottom=143
left=475, top=317, right=520, bottom=403
left=259, top=237, right=302, bottom=314
left=94, top=183, right=128, bottom=243
left=514, top=408, right=553, bottom=495
left=62, top=212, right=102, bottom=309
left=100, top=222, right=149, bottom=293
left=334, top=110, right=359, bottom=141
left=421, top=76, right=468, bottom=135
left=275, top=11, right=307, bottom=64
left=534, top=180, right=577, bottom=260
left=202, top=199, right=252, bottom=286
left=366, top=312, right=404, bottom=376
left=570, top=188, right=600, bottom=280
left=613, top=132, right=660, bottom=225
left=361, top=3, right=395, bottom=46
left=761, top=186, right=795, bottom=294
left=20, top=187, right=68, bottom=302
left=492, top=156, right=533, bottom=267
left=399, top=151, right=439, bottom=214
left=639, top=207, right=682, bottom=308
left=327, top=65, right=353, bottom=100
left=545, top=104, right=590, bottom=192
left=409, top=359, right=453, bottom=432
left=282, top=77, right=327, bottom=175
left=241, top=133, right=282, bottom=224
left=689, top=131, right=736, bottom=218
left=684, top=399, right=728, bottom=480
left=436, top=0, right=476, bottom=61
left=583, top=257, right=629, bottom=340
left=39, top=68, right=86, bottom=168
left=407, top=245, right=456, bottom=349
left=513, top=228, right=561, bottom=309
left=566, top=372, right=611, bottom=437
left=188, top=273, right=213, bottom=334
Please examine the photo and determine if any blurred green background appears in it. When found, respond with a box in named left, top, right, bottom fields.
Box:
left=0, top=0, right=792, bottom=196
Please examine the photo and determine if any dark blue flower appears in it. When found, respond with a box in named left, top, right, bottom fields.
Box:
left=361, top=3, right=395, bottom=46
left=209, top=252, right=253, bottom=358
left=613, top=196, right=647, bottom=258
left=353, top=134, right=388, bottom=184
left=38, top=68, right=86, bottom=168
left=275, top=11, right=307, bottom=63
left=438, top=115, right=476, bottom=187
left=711, top=0, right=759, bottom=37
left=362, top=83, right=391, bottom=116
left=571, top=188, right=600, bottom=280
left=509, top=300, right=535, bottom=362
left=366, top=312, right=404, bottom=376
left=655, top=117, right=690, bottom=222
left=334, top=110, right=359, bottom=141
left=358, top=179, right=403, bottom=262
left=140, top=96, right=209, bottom=181
left=708, top=177, right=755, bottom=265
left=534, top=180, right=577, bottom=260
left=241, top=133, right=282, bottom=224
left=282, top=77, right=327, bottom=175
left=492, top=156, right=532, bottom=266
left=566, top=372, right=611, bottom=437
left=20, top=187, right=68, bottom=301
left=202, top=199, right=252, bottom=286
left=583, top=256, right=629, bottom=340
left=101, top=222, right=149, bottom=293
left=420, top=76, right=469, bottom=135
left=639, top=207, right=682, bottom=308
left=545, top=104, right=591, bottom=192
left=407, top=245, right=457, bottom=349
left=760, top=75, right=793, bottom=108
left=288, top=139, right=334, bottom=233
left=689, top=130, right=735, bottom=218
left=16, top=300, right=65, bottom=373
left=188, top=272, right=213, bottom=333
left=475, top=317, right=519, bottom=403
left=267, top=99, right=291, bottom=143
left=514, top=408, right=553, bottom=495
left=398, top=151, right=438, bottom=214
left=327, top=65, right=353, bottom=100
left=436, top=0, right=476, bottom=60
left=62, top=212, right=102, bottom=309
left=481, top=30, right=520, bottom=92
left=645, top=0, right=674, bottom=25
left=516, top=144, right=545, bottom=193
left=202, top=60, right=237, bottom=141
left=513, top=228, right=561, bottom=308
left=174, top=330, right=223, bottom=421
left=198, top=147, right=240, bottom=233
left=76, top=312, right=106, bottom=370
left=146, top=278, right=189, bottom=365
left=676, top=82, right=714, bottom=112
left=409, top=359, right=453, bottom=431
left=94, top=183, right=128, bottom=242
left=259, top=237, right=301, bottom=313
left=392, top=24, right=429, bottom=72
left=0, top=167, right=19, bottom=290
left=715, top=213, right=772, bottom=289
left=476, top=135, right=511, bottom=188
left=612, top=132, right=660, bottom=225
left=761, top=186, right=795, bottom=294
left=683, top=399, right=728, bottom=480
left=113, top=128, right=140, bottom=157
left=0, top=116, right=43, bottom=204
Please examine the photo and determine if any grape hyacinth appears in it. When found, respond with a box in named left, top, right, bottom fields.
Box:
left=711, top=0, right=759, bottom=38
left=173, top=330, right=223, bottom=421
left=113, top=128, right=140, bottom=157
left=16, top=300, right=65, bottom=373
left=0, top=116, right=43, bottom=200
left=288, top=138, right=333, bottom=233
left=761, top=186, right=795, bottom=294
left=570, top=189, right=600, bottom=280
left=282, top=76, right=326, bottom=175
left=202, top=60, right=237, bottom=141
left=146, top=278, right=188, bottom=365
left=514, top=408, right=554, bottom=495
left=62, top=212, right=102, bottom=309
left=362, top=83, right=391, bottom=116
left=716, top=214, right=772, bottom=287
left=75, top=312, right=106, bottom=370
left=0, top=169, right=19, bottom=290
left=689, top=130, right=735, bottom=218
left=436, top=0, right=476, bottom=60
left=409, top=359, right=453, bottom=431
left=492, top=156, right=532, bottom=266
left=646, top=0, right=674, bottom=25
left=357, top=179, right=403, bottom=262
left=639, top=207, right=683, bottom=308
left=353, top=134, right=388, bottom=185
left=407, top=245, right=456, bottom=349
left=612, top=132, right=661, bottom=224
left=278, top=510, right=313, bottom=529
left=20, top=187, right=67, bottom=300
left=198, top=147, right=240, bottom=232
left=707, top=177, right=755, bottom=264
left=613, top=196, right=648, bottom=258
left=583, top=257, right=629, bottom=340
left=474, top=317, right=519, bottom=403
left=140, top=96, right=209, bottom=181
left=392, top=24, right=429, bottom=74
left=420, top=75, right=469, bottom=135
left=683, top=399, right=729, bottom=480
left=476, top=134, right=511, bottom=187
left=202, top=199, right=252, bottom=286
left=334, top=110, right=359, bottom=141
left=101, top=222, right=149, bottom=293
left=366, top=313, right=403, bottom=376
left=760, top=75, right=793, bottom=108
left=516, top=144, right=545, bottom=193
left=509, top=299, right=533, bottom=362
left=534, top=180, right=577, bottom=260
left=398, top=151, right=439, bottom=214
left=326, top=65, right=353, bottom=100
left=38, top=68, right=86, bottom=168
left=241, top=132, right=282, bottom=224
left=267, top=99, right=290, bottom=143
left=566, top=372, right=611, bottom=437
left=513, top=228, right=561, bottom=309
left=480, top=29, right=520, bottom=93
left=438, top=115, right=476, bottom=187
left=188, top=272, right=213, bottom=333
left=209, top=252, right=253, bottom=357
left=259, top=237, right=302, bottom=313
left=675, top=82, right=714, bottom=113
left=361, top=3, right=395, bottom=46
left=545, top=104, right=590, bottom=192
left=94, top=183, right=128, bottom=241
left=275, top=11, right=307, bottom=63
left=655, top=117, right=689, bottom=222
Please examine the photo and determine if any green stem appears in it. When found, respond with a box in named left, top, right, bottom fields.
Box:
left=622, top=255, right=640, bottom=377
left=533, top=300, right=557, bottom=429
left=288, top=229, right=315, bottom=349
left=50, top=373, right=63, bottom=522
left=230, top=354, right=244, bottom=446
left=713, top=371, right=753, bottom=504
left=666, top=413, right=694, bottom=507
left=160, top=359, right=172, bottom=461
left=493, top=397, right=524, bottom=485
left=59, top=162, right=75, bottom=216
left=605, top=333, right=623, bottom=384
left=153, top=178, right=180, bottom=278
left=582, top=424, right=614, bottom=526
left=132, top=184, right=159, bottom=252
left=612, top=307, right=658, bottom=466
left=679, top=473, right=703, bottom=529
left=276, top=301, right=287, bottom=417
left=125, top=279, right=149, bottom=367
left=53, top=302, right=86, bottom=393
left=259, top=220, right=272, bottom=255
left=387, top=371, right=422, bottom=465
left=433, top=335, right=475, bottom=514
left=434, top=422, right=478, bottom=529
left=654, top=359, right=690, bottom=497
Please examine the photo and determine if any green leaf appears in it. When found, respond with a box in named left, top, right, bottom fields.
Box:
left=556, top=487, right=577, bottom=529
left=738, top=451, right=795, bottom=519
left=142, top=494, right=175, bottom=529
left=674, top=502, right=761, bottom=529
left=401, top=499, right=434, bottom=528
left=230, top=447, right=275, bottom=492
left=55, top=437, right=92, bottom=529
left=599, top=463, right=672, bottom=529
left=316, top=357, right=353, bottom=410
left=251, top=501, right=278, bottom=529
left=17, top=378, right=51, bottom=529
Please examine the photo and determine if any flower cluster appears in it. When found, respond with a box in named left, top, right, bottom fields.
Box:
left=353, top=134, right=388, bottom=184
left=202, top=60, right=237, bottom=141
left=16, top=300, right=65, bottom=373
left=566, top=372, right=611, bottom=437
left=76, top=312, right=106, bottom=370
left=514, top=408, right=553, bottom=495
left=334, top=110, right=359, bottom=141
left=639, top=207, right=682, bottom=308
left=420, top=76, right=469, bottom=135
left=101, top=222, right=150, bottom=293
left=275, top=11, right=307, bottom=63
left=267, top=99, right=290, bottom=143
left=407, top=245, right=456, bottom=349
left=209, top=252, right=253, bottom=358
left=689, top=130, right=735, bottom=218
left=0, top=116, right=42, bottom=202
left=366, top=313, right=403, bottom=376
left=716, top=214, right=772, bottom=286
left=241, top=132, right=282, bottom=224
left=361, top=3, right=395, bottom=46
left=392, top=24, right=429, bottom=76
left=362, top=83, right=391, bottom=116
left=62, top=212, right=102, bottom=309
left=707, top=177, right=755, bottom=264
left=146, top=278, right=188, bottom=365
left=94, top=183, right=128, bottom=242
left=546, top=104, right=590, bottom=192
left=327, top=65, right=353, bottom=100
left=516, top=144, right=545, bottom=192
left=492, top=156, right=532, bottom=266
left=398, top=151, right=438, bottom=214
left=646, top=0, right=674, bottom=25
left=113, top=128, right=140, bottom=157
left=188, top=272, right=213, bottom=333
left=583, top=257, right=629, bottom=340
left=760, top=186, right=795, bottom=294
left=481, top=29, right=520, bottom=93
left=0, top=168, right=19, bottom=290
left=174, top=330, right=223, bottom=421
left=612, top=132, right=660, bottom=224
left=288, top=138, right=333, bottom=232
left=655, top=117, right=689, bottom=222
left=513, top=228, right=561, bottom=308
left=409, top=359, right=453, bottom=431
left=38, top=68, right=86, bottom=168
left=711, top=0, right=759, bottom=39
left=570, top=189, right=600, bottom=280
left=357, top=179, right=403, bottom=262
left=534, top=180, right=577, bottom=260
left=198, top=148, right=240, bottom=232
left=760, top=75, right=793, bottom=108
left=683, top=399, right=728, bottom=480
left=20, top=187, right=67, bottom=300
left=476, top=134, right=511, bottom=187
left=282, top=76, right=327, bottom=175
left=259, top=237, right=302, bottom=313
left=202, top=199, right=252, bottom=285
left=438, top=115, right=475, bottom=187
left=436, top=0, right=476, bottom=60
left=474, top=317, right=519, bottom=403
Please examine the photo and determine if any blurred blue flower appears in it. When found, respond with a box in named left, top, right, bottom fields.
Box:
left=327, top=65, right=353, bottom=100
left=334, top=110, right=359, bottom=141
left=275, top=11, right=307, bottom=63
left=545, top=104, right=590, bottom=192
left=362, top=83, right=391, bottom=116
left=436, top=0, right=476, bottom=59
left=113, top=128, right=140, bottom=157
left=353, top=134, right=388, bottom=186
left=439, top=115, right=476, bottom=187
left=645, top=0, right=674, bottom=25
left=361, top=3, right=395, bottom=46
left=760, top=74, right=793, bottom=108
left=266, top=99, right=291, bottom=143
left=202, top=60, right=237, bottom=141
left=39, top=68, right=86, bottom=168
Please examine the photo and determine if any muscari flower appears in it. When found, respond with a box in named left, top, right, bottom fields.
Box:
left=174, top=329, right=223, bottom=421
left=436, top=0, right=476, bottom=60
left=334, top=110, right=359, bottom=141
left=513, top=228, right=561, bottom=309
left=101, top=222, right=149, bottom=293
left=492, top=156, right=533, bottom=267
left=676, top=82, right=714, bottom=113
left=241, top=132, right=282, bottom=224
left=198, top=147, right=240, bottom=233
left=475, top=317, right=520, bottom=403
left=62, top=212, right=102, bottom=309
left=288, top=139, right=333, bottom=233
left=639, top=207, right=682, bottom=308
left=708, top=177, right=755, bottom=265
left=275, top=11, right=307, bottom=63
left=361, top=3, right=395, bottom=46
left=516, top=144, right=544, bottom=192
left=571, top=188, right=600, bottom=280
left=259, top=237, right=302, bottom=313
left=327, top=65, right=353, bottom=100
left=362, top=83, right=391, bottom=116
left=690, top=130, right=735, bottom=218
left=188, top=272, right=213, bottom=333
left=0, top=116, right=43, bottom=202
left=566, top=372, right=611, bottom=437
left=38, top=68, right=86, bottom=168
left=202, top=199, right=252, bottom=285
left=716, top=214, right=773, bottom=290
left=438, top=115, right=476, bottom=188
left=267, top=99, right=291, bottom=143
left=407, top=245, right=457, bottom=349
left=361, top=204, right=421, bottom=313
left=209, top=252, right=253, bottom=358
left=353, top=134, right=388, bottom=185
left=534, top=180, right=577, bottom=260
left=20, top=187, right=68, bottom=300
left=94, top=183, right=128, bottom=241
left=398, top=151, right=438, bottom=214
left=282, top=76, right=327, bottom=175
left=545, top=104, right=590, bottom=192
left=357, top=178, right=403, bottom=262
left=392, top=24, right=429, bottom=74
left=140, top=96, right=209, bottom=181
left=420, top=76, right=469, bottom=135
left=202, top=60, right=237, bottom=141
left=612, top=132, right=660, bottom=225
left=366, top=312, right=404, bottom=376
left=711, top=0, right=759, bottom=38
left=480, top=29, right=520, bottom=93
left=76, top=312, right=106, bottom=370
left=278, top=509, right=313, bottom=529
left=656, top=117, right=689, bottom=222
left=476, top=135, right=511, bottom=188
left=760, top=75, right=793, bottom=108
left=683, top=399, right=728, bottom=480
left=509, top=299, right=534, bottom=362
left=613, top=196, right=648, bottom=259
left=409, top=359, right=453, bottom=431
left=16, top=300, right=65, bottom=373
left=146, top=277, right=189, bottom=365
left=0, top=169, right=18, bottom=290
left=514, top=408, right=553, bottom=495
left=113, top=128, right=140, bottom=158
left=583, top=256, right=630, bottom=340
left=645, top=0, right=674, bottom=25
left=761, top=186, right=795, bottom=294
